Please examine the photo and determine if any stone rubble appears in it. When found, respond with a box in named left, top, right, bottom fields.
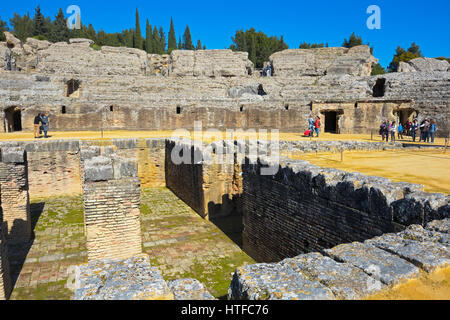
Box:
left=229, top=219, right=450, bottom=300
left=73, top=254, right=215, bottom=300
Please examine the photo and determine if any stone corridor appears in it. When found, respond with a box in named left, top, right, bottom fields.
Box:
left=8, top=187, right=254, bottom=300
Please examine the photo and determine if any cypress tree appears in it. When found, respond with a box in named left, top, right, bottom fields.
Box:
left=183, top=25, right=193, bottom=50
left=33, top=5, right=46, bottom=36
left=159, top=26, right=166, bottom=54
left=167, top=17, right=177, bottom=53
left=152, top=26, right=161, bottom=54
left=51, top=8, right=69, bottom=43
left=196, top=39, right=202, bottom=50
left=145, top=19, right=152, bottom=53
left=178, top=36, right=182, bottom=50
left=133, top=8, right=143, bottom=49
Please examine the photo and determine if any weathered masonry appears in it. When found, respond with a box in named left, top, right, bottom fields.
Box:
left=0, top=147, right=31, bottom=243
left=0, top=190, right=12, bottom=300
left=81, top=150, right=142, bottom=261
left=1, top=32, right=449, bottom=136
left=241, top=158, right=449, bottom=262
left=165, top=140, right=242, bottom=220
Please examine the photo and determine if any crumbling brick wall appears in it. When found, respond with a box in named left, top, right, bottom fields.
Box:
left=82, top=154, right=142, bottom=261
left=0, top=188, right=12, bottom=300
left=0, top=147, right=31, bottom=243
left=242, top=159, right=449, bottom=262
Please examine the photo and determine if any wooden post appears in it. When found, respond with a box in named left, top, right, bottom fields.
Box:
left=371, top=130, right=373, bottom=141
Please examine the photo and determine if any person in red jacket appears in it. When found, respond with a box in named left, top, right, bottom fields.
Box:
left=314, top=116, right=321, bottom=138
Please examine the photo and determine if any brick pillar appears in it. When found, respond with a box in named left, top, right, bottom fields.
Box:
left=0, top=187, right=12, bottom=300
left=0, top=147, right=31, bottom=243
left=82, top=155, right=142, bottom=261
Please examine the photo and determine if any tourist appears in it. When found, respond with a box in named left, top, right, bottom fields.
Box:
left=33, top=113, right=42, bottom=138
left=419, top=118, right=427, bottom=142
left=398, top=122, right=403, bottom=140
left=314, top=116, right=321, bottom=138
left=40, top=112, right=50, bottom=138
left=422, top=118, right=430, bottom=143
left=405, top=120, right=412, bottom=136
left=428, top=119, right=437, bottom=143
left=308, top=114, right=315, bottom=137
left=390, top=121, right=396, bottom=142
left=380, top=121, right=387, bottom=142
left=411, top=119, right=419, bottom=142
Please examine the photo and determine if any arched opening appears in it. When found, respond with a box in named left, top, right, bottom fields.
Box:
left=284, top=104, right=289, bottom=111
left=176, top=106, right=181, bottom=114
left=373, top=78, right=386, bottom=97
left=66, top=79, right=81, bottom=97
left=61, top=106, right=67, bottom=114
left=394, top=108, right=416, bottom=125
left=109, top=105, right=114, bottom=112
left=4, top=106, right=22, bottom=132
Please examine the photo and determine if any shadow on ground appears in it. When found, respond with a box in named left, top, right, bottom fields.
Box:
left=7, top=202, right=45, bottom=289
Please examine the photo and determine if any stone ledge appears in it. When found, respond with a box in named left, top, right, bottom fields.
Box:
left=229, top=218, right=450, bottom=300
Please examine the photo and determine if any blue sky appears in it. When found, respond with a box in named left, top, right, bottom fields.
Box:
left=1, top=0, right=449, bottom=67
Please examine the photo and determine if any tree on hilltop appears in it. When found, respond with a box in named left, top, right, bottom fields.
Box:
left=167, top=17, right=177, bottom=53
left=133, top=8, right=143, bottom=49
left=183, top=25, right=193, bottom=50
left=388, top=43, right=424, bottom=72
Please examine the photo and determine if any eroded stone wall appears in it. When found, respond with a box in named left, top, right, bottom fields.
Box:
left=165, top=140, right=242, bottom=220
left=82, top=154, right=142, bottom=261
left=242, top=158, right=449, bottom=262
left=0, top=188, right=12, bottom=300
left=0, top=147, right=31, bottom=243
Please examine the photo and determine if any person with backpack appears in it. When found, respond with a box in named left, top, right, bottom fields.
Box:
left=428, top=119, right=437, bottom=143
left=379, top=121, right=387, bottom=142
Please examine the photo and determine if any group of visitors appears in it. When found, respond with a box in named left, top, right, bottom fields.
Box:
left=379, top=118, right=437, bottom=143
left=33, top=112, right=51, bottom=138
left=305, top=114, right=322, bottom=137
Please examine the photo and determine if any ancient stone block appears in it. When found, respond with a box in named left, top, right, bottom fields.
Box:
left=324, top=242, right=420, bottom=286
left=0, top=206, right=12, bottom=300
left=168, top=279, right=215, bottom=300
left=82, top=154, right=142, bottom=261
left=269, top=46, right=377, bottom=77
left=366, top=223, right=450, bottom=272
left=0, top=147, right=31, bottom=243
left=228, top=262, right=335, bottom=300
left=74, top=254, right=173, bottom=300
left=279, top=252, right=384, bottom=299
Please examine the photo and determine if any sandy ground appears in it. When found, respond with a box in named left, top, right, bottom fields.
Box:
left=286, top=149, right=450, bottom=194
left=0, top=130, right=448, bottom=145
left=366, top=266, right=450, bottom=300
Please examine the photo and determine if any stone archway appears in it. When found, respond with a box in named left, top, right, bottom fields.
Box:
left=4, top=106, right=22, bottom=132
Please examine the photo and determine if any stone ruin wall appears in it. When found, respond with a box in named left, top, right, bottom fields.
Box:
left=163, top=139, right=449, bottom=263
left=242, top=158, right=449, bottom=262
left=0, top=139, right=166, bottom=199
left=81, top=150, right=142, bottom=261
left=1, top=32, right=448, bottom=136
left=165, top=140, right=242, bottom=220
left=0, top=148, right=31, bottom=243
left=0, top=187, right=12, bottom=300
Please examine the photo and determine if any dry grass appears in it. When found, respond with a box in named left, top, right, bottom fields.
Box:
left=286, top=149, right=450, bottom=194
left=366, top=266, right=450, bottom=300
